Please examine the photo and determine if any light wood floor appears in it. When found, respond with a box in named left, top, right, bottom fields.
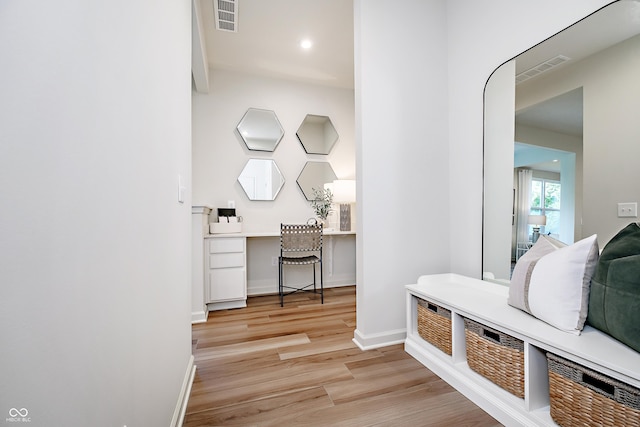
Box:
left=184, top=286, right=501, bottom=427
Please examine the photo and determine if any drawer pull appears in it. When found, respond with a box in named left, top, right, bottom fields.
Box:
left=483, top=329, right=501, bottom=343
left=427, top=303, right=438, bottom=313
left=582, top=372, right=615, bottom=396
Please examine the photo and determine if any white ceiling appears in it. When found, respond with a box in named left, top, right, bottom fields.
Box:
left=516, top=88, right=583, bottom=137
left=514, top=1, right=640, bottom=137
left=199, top=0, right=354, bottom=89
left=195, top=1, right=640, bottom=136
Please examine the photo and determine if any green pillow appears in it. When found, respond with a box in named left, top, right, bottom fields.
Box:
left=587, top=223, right=640, bottom=352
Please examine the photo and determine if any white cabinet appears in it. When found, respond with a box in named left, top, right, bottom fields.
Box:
left=206, top=236, right=247, bottom=310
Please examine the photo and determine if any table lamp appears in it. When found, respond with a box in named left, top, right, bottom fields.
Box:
left=528, top=214, right=547, bottom=243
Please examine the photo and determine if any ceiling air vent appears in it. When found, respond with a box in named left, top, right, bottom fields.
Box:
left=214, top=0, right=237, bottom=32
left=516, top=55, right=570, bottom=85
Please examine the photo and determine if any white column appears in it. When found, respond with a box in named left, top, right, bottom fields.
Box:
left=192, top=206, right=212, bottom=323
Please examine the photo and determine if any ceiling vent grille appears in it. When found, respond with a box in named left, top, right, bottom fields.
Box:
left=214, top=0, right=237, bottom=32
left=516, top=55, right=570, bottom=84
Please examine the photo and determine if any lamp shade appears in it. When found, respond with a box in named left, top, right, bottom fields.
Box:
left=528, top=214, right=547, bottom=226
left=332, top=180, right=356, bottom=203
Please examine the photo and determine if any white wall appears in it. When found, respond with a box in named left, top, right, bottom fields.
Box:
left=0, top=2, right=193, bottom=426
left=516, top=33, right=640, bottom=246
left=353, top=0, right=613, bottom=348
left=192, top=69, right=355, bottom=232
left=354, top=0, right=451, bottom=349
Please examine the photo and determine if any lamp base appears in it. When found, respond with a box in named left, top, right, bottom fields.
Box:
left=532, top=227, right=541, bottom=243
left=339, top=204, right=351, bottom=231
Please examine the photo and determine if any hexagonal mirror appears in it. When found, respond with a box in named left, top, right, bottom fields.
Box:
left=296, top=114, right=339, bottom=155
left=236, top=108, right=285, bottom=152
left=296, top=161, right=338, bottom=201
left=238, top=159, right=285, bottom=201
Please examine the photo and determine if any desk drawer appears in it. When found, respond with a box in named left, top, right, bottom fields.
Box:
left=209, top=237, right=244, bottom=253
left=210, top=252, right=244, bottom=268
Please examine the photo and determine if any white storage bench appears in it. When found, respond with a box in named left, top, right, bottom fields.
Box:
left=405, top=273, right=640, bottom=427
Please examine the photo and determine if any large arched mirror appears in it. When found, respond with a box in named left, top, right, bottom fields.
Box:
left=296, top=161, right=338, bottom=200
left=483, top=0, right=640, bottom=284
left=238, top=159, right=285, bottom=201
left=236, top=108, right=285, bottom=152
left=296, top=114, right=339, bottom=154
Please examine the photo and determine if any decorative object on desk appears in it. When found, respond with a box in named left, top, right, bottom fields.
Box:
left=332, top=179, right=355, bottom=231
left=528, top=214, right=547, bottom=243
left=210, top=208, right=243, bottom=233
left=310, top=187, right=332, bottom=226
left=587, top=222, right=640, bottom=352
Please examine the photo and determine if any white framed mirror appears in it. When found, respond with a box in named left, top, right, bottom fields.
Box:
left=483, top=0, right=640, bottom=283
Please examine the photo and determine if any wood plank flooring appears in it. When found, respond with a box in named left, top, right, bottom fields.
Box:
left=184, top=286, right=502, bottom=426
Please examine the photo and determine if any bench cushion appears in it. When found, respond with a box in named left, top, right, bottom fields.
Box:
left=587, top=222, right=640, bottom=352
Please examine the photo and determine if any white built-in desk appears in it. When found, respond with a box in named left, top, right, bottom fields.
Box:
left=405, top=273, right=640, bottom=427
left=200, top=229, right=356, bottom=314
left=209, top=230, right=356, bottom=238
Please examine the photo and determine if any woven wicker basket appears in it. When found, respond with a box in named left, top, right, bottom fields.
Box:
left=547, top=352, right=640, bottom=427
left=464, top=318, right=525, bottom=398
left=416, top=297, right=452, bottom=355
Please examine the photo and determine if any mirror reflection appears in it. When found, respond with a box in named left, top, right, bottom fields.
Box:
left=238, top=159, right=285, bottom=201
left=237, top=108, right=285, bottom=152
left=296, top=114, right=339, bottom=155
left=483, top=1, right=640, bottom=283
left=296, top=161, right=338, bottom=200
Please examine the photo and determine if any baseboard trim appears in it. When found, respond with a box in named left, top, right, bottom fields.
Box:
left=247, top=281, right=355, bottom=297
left=352, top=328, right=406, bottom=350
left=191, top=311, right=207, bottom=324
left=207, top=299, right=247, bottom=311
left=171, top=355, right=196, bottom=427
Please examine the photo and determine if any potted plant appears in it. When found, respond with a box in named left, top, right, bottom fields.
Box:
left=310, top=187, right=333, bottom=226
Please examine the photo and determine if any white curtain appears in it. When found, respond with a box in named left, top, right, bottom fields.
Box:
left=517, top=169, right=533, bottom=245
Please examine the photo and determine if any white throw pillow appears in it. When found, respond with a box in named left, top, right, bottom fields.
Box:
left=508, top=235, right=566, bottom=312
left=527, top=234, right=599, bottom=334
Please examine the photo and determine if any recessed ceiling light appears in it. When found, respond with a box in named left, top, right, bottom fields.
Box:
left=300, top=39, right=313, bottom=50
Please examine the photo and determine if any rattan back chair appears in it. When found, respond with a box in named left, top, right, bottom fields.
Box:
left=279, top=223, right=323, bottom=307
